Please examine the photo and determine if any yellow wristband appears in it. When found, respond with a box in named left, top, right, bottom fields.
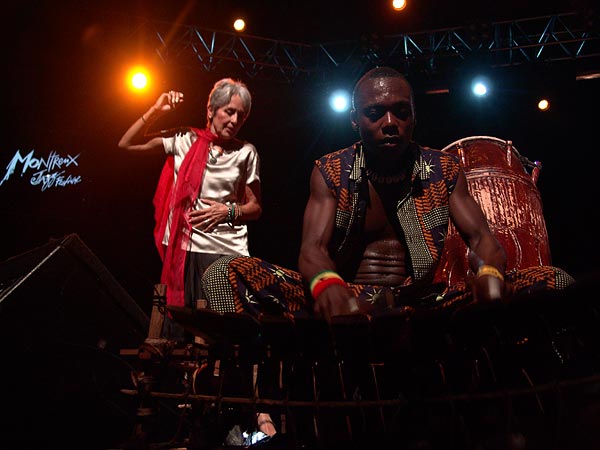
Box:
left=309, top=270, right=344, bottom=293
left=476, top=264, right=504, bottom=281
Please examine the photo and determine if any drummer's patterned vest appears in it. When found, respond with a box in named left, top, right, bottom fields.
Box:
left=316, top=142, right=461, bottom=282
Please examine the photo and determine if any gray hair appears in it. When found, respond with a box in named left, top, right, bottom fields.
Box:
left=207, top=78, right=252, bottom=116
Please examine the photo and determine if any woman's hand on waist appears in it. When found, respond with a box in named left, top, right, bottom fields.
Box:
left=188, top=199, right=230, bottom=232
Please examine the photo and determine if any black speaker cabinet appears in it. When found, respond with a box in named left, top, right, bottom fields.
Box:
left=0, top=234, right=150, bottom=449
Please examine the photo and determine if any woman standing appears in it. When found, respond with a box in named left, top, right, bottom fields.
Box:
left=118, top=78, right=262, bottom=335
left=119, top=78, right=277, bottom=443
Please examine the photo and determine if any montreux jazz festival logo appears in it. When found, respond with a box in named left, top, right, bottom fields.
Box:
left=0, top=149, right=82, bottom=191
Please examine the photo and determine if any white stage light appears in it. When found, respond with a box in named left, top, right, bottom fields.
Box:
left=471, top=76, right=490, bottom=97
left=329, top=90, right=351, bottom=113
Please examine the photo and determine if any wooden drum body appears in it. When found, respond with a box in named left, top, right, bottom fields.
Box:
left=436, top=136, right=551, bottom=287
left=161, top=296, right=600, bottom=450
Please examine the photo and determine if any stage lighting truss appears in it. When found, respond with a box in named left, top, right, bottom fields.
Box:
left=145, top=11, right=599, bottom=82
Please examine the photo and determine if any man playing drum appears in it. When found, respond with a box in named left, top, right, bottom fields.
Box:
left=200, top=66, right=574, bottom=321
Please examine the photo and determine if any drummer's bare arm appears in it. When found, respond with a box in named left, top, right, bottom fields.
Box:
left=298, top=167, right=358, bottom=320
left=449, top=170, right=507, bottom=301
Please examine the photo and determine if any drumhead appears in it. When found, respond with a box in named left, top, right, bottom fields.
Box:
left=441, top=135, right=512, bottom=152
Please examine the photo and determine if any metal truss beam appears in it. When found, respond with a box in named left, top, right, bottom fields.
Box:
left=148, top=11, right=600, bottom=82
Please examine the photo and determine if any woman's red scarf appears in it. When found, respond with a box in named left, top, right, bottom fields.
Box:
left=152, top=127, right=218, bottom=307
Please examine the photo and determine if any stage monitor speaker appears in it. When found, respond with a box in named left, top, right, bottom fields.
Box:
left=0, top=234, right=150, bottom=449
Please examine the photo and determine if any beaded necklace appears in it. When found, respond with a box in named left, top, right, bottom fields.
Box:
left=365, top=168, right=407, bottom=184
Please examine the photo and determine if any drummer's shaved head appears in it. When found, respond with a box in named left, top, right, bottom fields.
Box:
left=352, top=66, right=415, bottom=113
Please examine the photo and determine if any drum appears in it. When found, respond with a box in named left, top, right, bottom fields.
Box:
left=436, top=136, right=552, bottom=288
left=132, top=291, right=600, bottom=450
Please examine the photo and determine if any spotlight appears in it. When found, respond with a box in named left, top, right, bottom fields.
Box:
left=131, top=73, right=148, bottom=89
left=233, top=18, right=246, bottom=32
left=392, top=0, right=407, bottom=11
left=470, top=76, right=491, bottom=97
left=125, top=65, right=151, bottom=93
left=473, top=82, right=487, bottom=96
left=329, top=90, right=351, bottom=113
left=537, top=99, right=550, bottom=111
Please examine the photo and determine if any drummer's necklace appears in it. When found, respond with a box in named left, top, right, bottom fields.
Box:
left=208, top=142, right=224, bottom=164
left=366, top=168, right=406, bottom=184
